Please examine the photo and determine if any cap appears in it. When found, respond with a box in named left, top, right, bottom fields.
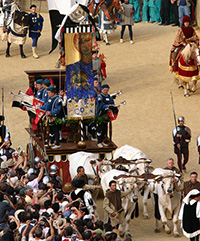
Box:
left=43, top=79, right=51, bottom=87
left=93, top=77, right=99, bottom=81
left=36, top=79, right=43, bottom=85
left=101, top=84, right=110, bottom=89
left=182, top=15, right=191, bottom=23
left=47, top=86, right=56, bottom=92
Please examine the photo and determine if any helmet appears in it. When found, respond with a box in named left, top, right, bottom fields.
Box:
left=49, top=164, right=59, bottom=175
left=178, top=116, right=184, bottom=123
left=34, top=157, right=41, bottom=163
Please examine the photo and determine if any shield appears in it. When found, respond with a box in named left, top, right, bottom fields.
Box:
left=69, top=5, right=87, bottom=23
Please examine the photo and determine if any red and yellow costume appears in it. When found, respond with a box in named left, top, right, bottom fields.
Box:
left=169, top=15, right=199, bottom=73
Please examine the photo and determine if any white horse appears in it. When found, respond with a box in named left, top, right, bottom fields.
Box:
left=174, top=43, right=200, bottom=97
left=0, top=4, right=30, bottom=58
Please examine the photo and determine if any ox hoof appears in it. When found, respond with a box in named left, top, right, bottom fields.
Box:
left=184, top=93, right=190, bottom=97
left=106, top=42, right=111, bottom=45
left=174, top=233, right=179, bottom=238
left=166, top=230, right=171, bottom=234
left=125, top=233, right=132, bottom=238
left=143, top=215, right=149, bottom=219
left=154, top=228, right=160, bottom=233
left=6, top=54, right=10, bottom=58
left=21, top=55, right=27, bottom=59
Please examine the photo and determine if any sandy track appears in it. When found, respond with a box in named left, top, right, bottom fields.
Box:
left=1, top=13, right=200, bottom=240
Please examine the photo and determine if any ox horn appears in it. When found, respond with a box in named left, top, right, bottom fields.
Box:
left=113, top=174, right=134, bottom=180
left=90, top=160, right=96, bottom=165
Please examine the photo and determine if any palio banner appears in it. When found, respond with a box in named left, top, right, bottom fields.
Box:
left=65, top=32, right=95, bottom=119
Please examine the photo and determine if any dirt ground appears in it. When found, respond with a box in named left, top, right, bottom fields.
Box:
left=0, top=13, right=200, bottom=241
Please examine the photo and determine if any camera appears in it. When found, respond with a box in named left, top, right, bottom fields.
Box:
left=30, top=219, right=37, bottom=224
left=41, top=159, right=48, bottom=163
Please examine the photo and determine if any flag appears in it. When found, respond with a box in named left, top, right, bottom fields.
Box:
left=11, top=93, right=45, bottom=123
left=65, top=31, right=95, bottom=119
left=12, top=95, right=24, bottom=109
left=47, top=0, right=88, bottom=53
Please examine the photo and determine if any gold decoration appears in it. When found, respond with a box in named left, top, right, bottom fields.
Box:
left=178, top=62, right=198, bottom=71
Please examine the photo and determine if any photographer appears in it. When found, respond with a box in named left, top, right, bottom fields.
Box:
left=25, top=162, right=45, bottom=193
left=0, top=140, right=15, bottom=162
left=28, top=217, right=54, bottom=241
left=0, top=192, right=14, bottom=231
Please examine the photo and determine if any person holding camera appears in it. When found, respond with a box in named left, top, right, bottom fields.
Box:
left=22, top=217, right=54, bottom=241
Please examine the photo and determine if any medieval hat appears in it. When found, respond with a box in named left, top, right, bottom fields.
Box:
left=93, top=77, right=99, bottom=81
left=47, top=86, right=56, bottom=93
left=0, top=115, right=5, bottom=121
left=72, top=179, right=85, bottom=188
left=30, top=4, right=37, bottom=9
left=182, top=15, right=191, bottom=23
left=102, top=84, right=110, bottom=89
left=36, top=79, right=43, bottom=85
left=43, top=79, right=51, bottom=87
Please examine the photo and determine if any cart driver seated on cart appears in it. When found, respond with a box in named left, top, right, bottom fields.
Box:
left=40, top=86, right=62, bottom=149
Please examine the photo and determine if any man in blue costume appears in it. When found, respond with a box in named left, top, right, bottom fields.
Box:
left=29, top=4, right=44, bottom=58
left=40, top=86, right=62, bottom=149
left=96, top=84, right=114, bottom=148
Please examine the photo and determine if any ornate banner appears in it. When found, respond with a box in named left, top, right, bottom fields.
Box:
left=65, top=31, right=95, bottom=119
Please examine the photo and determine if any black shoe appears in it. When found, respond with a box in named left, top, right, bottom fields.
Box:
left=164, top=21, right=170, bottom=26
left=158, top=22, right=164, bottom=26
left=172, top=23, right=179, bottom=27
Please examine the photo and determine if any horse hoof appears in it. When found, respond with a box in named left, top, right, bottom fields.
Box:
left=178, top=85, right=184, bottom=89
left=184, top=93, right=190, bottom=97
left=143, top=215, right=149, bottom=219
left=106, top=42, right=111, bottom=45
left=166, top=230, right=171, bottom=234
left=154, top=228, right=160, bottom=233
left=21, top=55, right=27, bottom=59
left=6, top=54, right=10, bottom=58
left=174, top=233, right=179, bottom=238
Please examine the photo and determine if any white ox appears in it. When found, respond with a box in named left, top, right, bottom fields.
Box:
left=68, top=151, right=112, bottom=182
left=152, top=168, right=182, bottom=238
left=113, top=145, right=154, bottom=219
left=101, top=169, right=139, bottom=237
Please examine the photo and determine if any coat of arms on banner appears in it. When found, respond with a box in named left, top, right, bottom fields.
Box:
left=65, top=31, right=95, bottom=119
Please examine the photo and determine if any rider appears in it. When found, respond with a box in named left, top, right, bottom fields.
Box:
left=169, top=15, right=199, bottom=73
left=0, top=0, right=15, bottom=32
